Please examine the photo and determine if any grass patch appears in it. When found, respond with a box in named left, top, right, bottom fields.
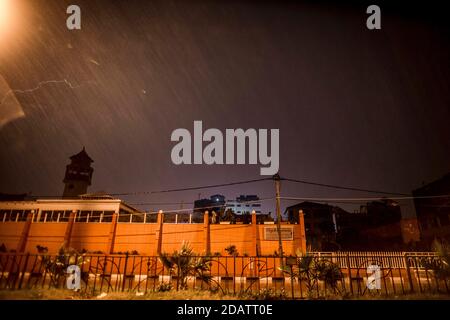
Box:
left=0, top=289, right=449, bottom=300
left=0, top=288, right=236, bottom=300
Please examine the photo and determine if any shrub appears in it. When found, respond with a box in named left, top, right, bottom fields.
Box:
left=36, top=242, right=89, bottom=288
left=159, top=242, right=211, bottom=290
left=281, top=251, right=343, bottom=297
left=421, top=240, right=450, bottom=280
left=156, top=281, right=173, bottom=292
left=225, top=245, right=238, bottom=257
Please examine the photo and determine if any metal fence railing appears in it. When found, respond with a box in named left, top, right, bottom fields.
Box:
left=0, top=252, right=448, bottom=298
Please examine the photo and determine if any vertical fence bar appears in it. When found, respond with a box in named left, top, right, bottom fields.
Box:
left=414, top=256, right=423, bottom=293
left=115, top=256, right=122, bottom=292
left=403, top=253, right=414, bottom=293
left=346, top=253, right=353, bottom=295
left=233, top=256, right=236, bottom=295
left=17, top=253, right=30, bottom=289
left=0, top=251, right=448, bottom=298
left=122, top=253, right=129, bottom=292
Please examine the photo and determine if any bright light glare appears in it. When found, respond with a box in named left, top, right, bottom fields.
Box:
left=0, top=0, right=10, bottom=23
left=0, top=0, right=13, bottom=33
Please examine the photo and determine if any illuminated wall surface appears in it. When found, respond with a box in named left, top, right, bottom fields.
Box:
left=0, top=199, right=306, bottom=255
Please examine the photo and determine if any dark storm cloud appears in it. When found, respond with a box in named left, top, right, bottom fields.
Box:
left=0, top=0, right=449, bottom=216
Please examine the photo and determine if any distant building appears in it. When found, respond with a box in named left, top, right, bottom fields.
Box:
left=63, top=147, right=94, bottom=198
left=284, top=202, right=348, bottom=251
left=225, top=195, right=261, bottom=215
left=400, top=218, right=421, bottom=244
left=362, top=199, right=404, bottom=248
left=345, top=199, right=409, bottom=250
left=193, top=194, right=226, bottom=222
left=413, top=173, right=450, bottom=247
left=285, top=199, right=416, bottom=251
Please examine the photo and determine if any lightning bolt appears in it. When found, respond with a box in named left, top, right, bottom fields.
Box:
left=0, top=78, right=96, bottom=106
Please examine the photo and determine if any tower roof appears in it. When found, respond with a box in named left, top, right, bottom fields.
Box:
left=70, top=147, right=94, bottom=163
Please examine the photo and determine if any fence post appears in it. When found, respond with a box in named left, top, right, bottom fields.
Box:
left=251, top=211, right=259, bottom=256
left=290, top=264, right=295, bottom=299
left=122, top=252, right=129, bottom=292
left=298, top=210, right=307, bottom=254
left=16, top=211, right=33, bottom=253
left=106, top=212, right=118, bottom=254
left=404, top=253, right=414, bottom=293
left=346, top=253, right=353, bottom=295
left=233, top=256, right=236, bottom=295
left=17, top=253, right=30, bottom=289
left=156, top=210, right=164, bottom=255
left=63, top=210, right=77, bottom=249
left=204, top=211, right=210, bottom=255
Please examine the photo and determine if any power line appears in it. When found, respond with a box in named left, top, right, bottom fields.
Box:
left=25, top=177, right=271, bottom=198
left=117, top=176, right=408, bottom=197
left=129, top=202, right=189, bottom=206
left=281, top=177, right=409, bottom=196
left=132, top=197, right=276, bottom=213
left=131, top=196, right=273, bottom=207
left=130, top=194, right=450, bottom=212
left=110, top=177, right=272, bottom=196
left=26, top=175, right=420, bottom=200
left=280, top=194, right=450, bottom=202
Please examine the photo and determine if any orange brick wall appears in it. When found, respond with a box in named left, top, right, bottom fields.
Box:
left=257, top=225, right=303, bottom=256
left=210, top=224, right=254, bottom=255
left=25, top=222, right=67, bottom=253
left=161, top=224, right=204, bottom=254
left=114, top=223, right=158, bottom=255
left=70, top=223, right=111, bottom=253
left=0, top=219, right=306, bottom=256
left=0, top=222, right=24, bottom=251
left=26, top=223, right=67, bottom=253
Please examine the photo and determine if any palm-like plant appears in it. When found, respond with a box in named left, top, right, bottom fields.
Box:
left=159, top=242, right=211, bottom=290
left=225, top=245, right=239, bottom=257
left=282, top=250, right=343, bottom=297
left=295, top=253, right=316, bottom=294
left=314, top=259, right=343, bottom=293
left=37, top=242, right=89, bottom=288
left=421, top=240, right=450, bottom=280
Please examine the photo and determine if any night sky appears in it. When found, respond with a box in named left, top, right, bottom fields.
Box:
left=0, top=1, right=449, bottom=217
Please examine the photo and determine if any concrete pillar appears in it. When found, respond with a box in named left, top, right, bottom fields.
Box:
left=106, top=212, right=119, bottom=254
left=251, top=211, right=259, bottom=256
left=63, top=210, right=77, bottom=249
left=204, top=211, right=210, bottom=255
left=156, top=210, right=164, bottom=255
left=16, top=210, right=34, bottom=253
left=298, top=210, right=307, bottom=253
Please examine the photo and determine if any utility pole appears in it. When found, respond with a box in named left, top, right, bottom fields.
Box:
left=273, top=174, right=284, bottom=269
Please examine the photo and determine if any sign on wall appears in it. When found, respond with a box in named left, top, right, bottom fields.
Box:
left=264, top=227, right=294, bottom=241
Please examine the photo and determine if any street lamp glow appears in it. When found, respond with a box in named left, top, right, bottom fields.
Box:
left=0, top=0, right=21, bottom=41
left=0, top=0, right=11, bottom=30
